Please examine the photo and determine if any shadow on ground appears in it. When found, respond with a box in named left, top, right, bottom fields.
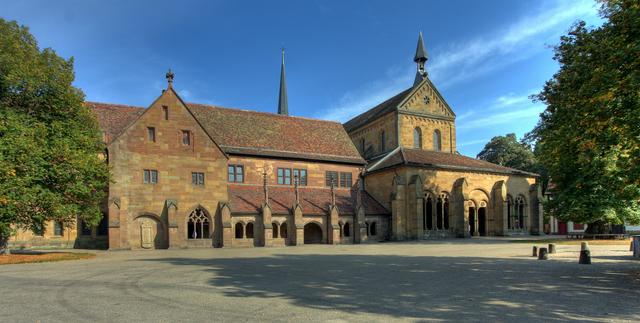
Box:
left=141, top=253, right=640, bottom=321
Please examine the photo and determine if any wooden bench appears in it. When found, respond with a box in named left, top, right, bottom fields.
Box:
left=566, top=233, right=626, bottom=240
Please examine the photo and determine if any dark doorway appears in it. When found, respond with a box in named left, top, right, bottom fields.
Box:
left=558, top=222, right=568, bottom=235
left=468, top=207, right=476, bottom=236
left=478, top=207, right=487, bottom=236
left=304, top=222, right=323, bottom=244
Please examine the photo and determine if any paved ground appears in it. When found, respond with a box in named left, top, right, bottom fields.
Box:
left=1, top=238, right=638, bottom=322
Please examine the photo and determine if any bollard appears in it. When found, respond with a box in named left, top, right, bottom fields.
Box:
left=548, top=243, right=556, bottom=254
left=581, top=241, right=590, bottom=252
left=632, top=235, right=640, bottom=258
left=579, top=249, right=591, bottom=264
left=538, top=247, right=548, bottom=260
left=532, top=246, right=538, bottom=257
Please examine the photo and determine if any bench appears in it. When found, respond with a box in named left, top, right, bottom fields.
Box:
left=566, top=233, right=626, bottom=240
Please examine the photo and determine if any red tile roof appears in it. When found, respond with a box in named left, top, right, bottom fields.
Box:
left=86, top=101, right=365, bottom=164
left=228, top=185, right=389, bottom=215
left=86, top=102, right=144, bottom=143
left=369, top=148, right=538, bottom=177
left=188, top=104, right=365, bottom=164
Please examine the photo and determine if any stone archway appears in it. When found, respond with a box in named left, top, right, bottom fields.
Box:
left=304, top=222, right=323, bottom=244
left=133, top=215, right=167, bottom=249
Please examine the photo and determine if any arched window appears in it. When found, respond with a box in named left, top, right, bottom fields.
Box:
left=344, top=222, right=351, bottom=237
left=280, top=222, right=287, bottom=238
left=413, top=127, right=422, bottom=149
left=272, top=222, right=278, bottom=238
left=433, top=130, right=442, bottom=151
left=436, top=193, right=449, bottom=230
left=370, top=222, right=377, bottom=236
left=235, top=222, right=244, bottom=239
left=424, top=195, right=433, bottom=230
left=516, top=196, right=526, bottom=230
left=506, top=195, right=513, bottom=230
left=246, top=222, right=254, bottom=238
left=379, top=131, right=386, bottom=153
left=187, top=208, right=209, bottom=239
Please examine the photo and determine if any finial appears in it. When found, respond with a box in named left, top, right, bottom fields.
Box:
left=356, top=178, right=362, bottom=207
left=294, top=174, right=299, bottom=205
left=166, top=69, right=174, bottom=88
left=263, top=168, right=269, bottom=204
left=413, top=32, right=428, bottom=87
left=278, top=49, right=289, bottom=116
left=330, top=179, right=336, bottom=207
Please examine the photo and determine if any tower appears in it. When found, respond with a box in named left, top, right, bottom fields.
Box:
left=413, top=32, right=428, bottom=87
left=278, top=48, right=289, bottom=116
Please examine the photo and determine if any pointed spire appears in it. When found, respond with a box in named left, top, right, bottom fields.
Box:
left=278, top=48, right=289, bottom=116
left=413, top=32, right=428, bottom=87
left=166, top=69, right=174, bottom=89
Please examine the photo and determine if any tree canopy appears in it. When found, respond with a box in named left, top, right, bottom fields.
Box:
left=476, top=133, right=537, bottom=172
left=528, top=0, right=640, bottom=229
left=0, top=19, right=109, bottom=254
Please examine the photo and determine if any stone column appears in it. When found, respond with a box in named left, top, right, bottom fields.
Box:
left=529, top=183, right=544, bottom=235
left=166, top=200, right=180, bottom=249
left=492, top=181, right=507, bottom=236
left=220, top=203, right=233, bottom=247
left=108, top=198, right=121, bottom=250
left=453, top=177, right=470, bottom=238
left=262, top=203, right=273, bottom=247
left=390, top=175, right=406, bottom=240
left=328, top=206, right=340, bottom=244
left=292, top=204, right=304, bottom=245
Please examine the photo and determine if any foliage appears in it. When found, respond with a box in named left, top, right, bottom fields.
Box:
left=528, top=0, right=640, bottom=227
left=477, top=133, right=537, bottom=171
left=0, top=18, right=109, bottom=253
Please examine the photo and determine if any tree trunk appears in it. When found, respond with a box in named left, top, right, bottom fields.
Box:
left=0, top=233, right=10, bottom=255
left=585, top=220, right=608, bottom=234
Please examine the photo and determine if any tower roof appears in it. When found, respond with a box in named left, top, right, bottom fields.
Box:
left=278, top=48, right=289, bottom=116
left=414, top=32, right=428, bottom=63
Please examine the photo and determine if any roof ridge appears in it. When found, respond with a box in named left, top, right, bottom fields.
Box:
left=188, top=102, right=344, bottom=125
left=85, top=101, right=145, bottom=110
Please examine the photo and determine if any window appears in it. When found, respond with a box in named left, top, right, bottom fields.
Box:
left=344, top=222, right=351, bottom=237
left=187, top=208, right=209, bottom=239
left=277, top=168, right=292, bottom=185
left=79, top=220, right=92, bottom=236
left=272, top=223, right=278, bottom=238
left=97, top=213, right=109, bottom=236
left=293, top=169, right=307, bottom=186
left=433, top=130, right=441, bottom=151
left=339, top=172, right=352, bottom=188
left=235, top=222, right=244, bottom=239
left=228, top=165, right=244, bottom=183
left=380, top=131, right=386, bottom=152
left=147, top=127, right=156, bottom=142
left=325, top=171, right=338, bottom=187
left=370, top=222, right=377, bottom=236
left=162, top=106, right=169, bottom=120
left=360, top=138, right=366, bottom=153
left=192, top=172, right=205, bottom=186
left=54, top=222, right=64, bottom=236
left=246, top=222, right=254, bottom=239
left=413, top=127, right=422, bottom=149
left=280, top=222, right=287, bottom=238
left=143, top=169, right=158, bottom=184
left=182, top=130, right=191, bottom=145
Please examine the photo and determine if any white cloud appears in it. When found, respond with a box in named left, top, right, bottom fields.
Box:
left=458, top=138, right=489, bottom=148
left=318, top=0, right=599, bottom=123
left=458, top=105, right=544, bottom=131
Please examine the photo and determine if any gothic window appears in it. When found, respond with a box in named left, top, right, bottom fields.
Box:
left=228, top=165, right=244, bottom=183
left=147, top=127, right=156, bottom=142
left=235, top=222, right=244, bottom=239
left=272, top=222, right=278, bottom=238
left=413, top=127, right=422, bottom=149
left=54, top=221, right=64, bottom=236
left=280, top=222, right=287, bottom=238
left=245, top=222, right=254, bottom=239
left=433, top=130, right=442, bottom=151
left=182, top=130, right=191, bottom=145
left=344, top=222, right=351, bottom=237
left=436, top=193, right=449, bottom=230
left=506, top=195, right=513, bottom=229
left=424, top=195, right=433, bottom=230
left=370, top=222, right=377, bottom=236
left=187, top=208, right=210, bottom=239
left=379, top=131, right=386, bottom=152
left=516, top=196, right=526, bottom=230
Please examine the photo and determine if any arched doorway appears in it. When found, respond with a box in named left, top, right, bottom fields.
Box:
left=478, top=207, right=487, bottom=236
left=468, top=206, right=476, bottom=237
left=304, top=222, right=323, bottom=244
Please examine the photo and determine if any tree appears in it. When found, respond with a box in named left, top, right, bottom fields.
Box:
left=528, top=0, right=640, bottom=233
left=477, top=133, right=537, bottom=172
left=0, top=19, right=109, bottom=254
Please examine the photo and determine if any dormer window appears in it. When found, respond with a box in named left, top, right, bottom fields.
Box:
left=182, top=130, right=191, bottom=145
left=147, top=127, right=156, bottom=142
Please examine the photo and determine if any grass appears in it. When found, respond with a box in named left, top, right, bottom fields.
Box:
left=509, top=238, right=632, bottom=245
left=0, top=251, right=95, bottom=265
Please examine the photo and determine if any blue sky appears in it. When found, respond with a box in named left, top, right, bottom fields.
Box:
left=2, top=0, right=603, bottom=156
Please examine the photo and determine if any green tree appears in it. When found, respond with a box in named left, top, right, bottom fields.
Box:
left=0, top=19, right=109, bottom=254
left=529, top=0, right=640, bottom=233
left=477, top=133, right=537, bottom=171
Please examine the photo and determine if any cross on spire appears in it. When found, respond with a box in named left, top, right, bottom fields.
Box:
left=413, top=32, right=429, bottom=87
left=166, top=69, right=174, bottom=88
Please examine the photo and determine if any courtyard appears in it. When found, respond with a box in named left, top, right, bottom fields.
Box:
left=1, top=239, right=638, bottom=322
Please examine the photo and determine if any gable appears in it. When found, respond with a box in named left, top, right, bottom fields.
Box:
left=398, top=77, right=455, bottom=118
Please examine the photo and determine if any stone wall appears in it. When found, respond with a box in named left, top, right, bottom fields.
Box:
left=347, top=112, right=398, bottom=158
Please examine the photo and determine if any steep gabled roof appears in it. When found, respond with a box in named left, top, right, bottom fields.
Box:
left=368, top=148, right=539, bottom=177
left=188, top=103, right=365, bottom=164
left=228, top=185, right=389, bottom=215
left=87, top=102, right=144, bottom=143
left=343, top=87, right=413, bottom=132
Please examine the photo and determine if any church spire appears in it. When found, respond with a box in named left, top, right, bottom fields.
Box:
left=278, top=48, right=289, bottom=116
left=413, top=32, right=428, bottom=87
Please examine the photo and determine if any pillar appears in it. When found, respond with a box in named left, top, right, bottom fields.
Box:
left=529, top=183, right=544, bottom=235
left=390, top=175, right=406, bottom=240
left=292, top=204, right=304, bottom=245
left=328, top=206, right=340, bottom=244
left=261, top=203, right=273, bottom=247
left=492, top=181, right=508, bottom=236
left=166, top=200, right=180, bottom=249
left=108, top=198, right=121, bottom=250
left=220, top=203, right=233, bottom=247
